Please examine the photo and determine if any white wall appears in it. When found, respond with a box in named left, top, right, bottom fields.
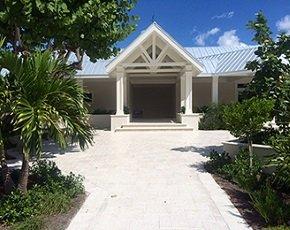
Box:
left=83, top=79, right=116, bottom=112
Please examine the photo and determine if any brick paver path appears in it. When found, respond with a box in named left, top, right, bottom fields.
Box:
left=53, top=130, right=250, bottom=230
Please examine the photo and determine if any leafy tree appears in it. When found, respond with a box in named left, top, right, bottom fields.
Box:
left=0, top=37, right=16, bottom=194
left=0, top=0, right=138, bottom=68
left=246, top=12, right=290, bottom=131
left=269, top=132, right=290, bottom=191
left=223, top=98, right=274, bottom=168
left=0, top=51, right=94, bottom=193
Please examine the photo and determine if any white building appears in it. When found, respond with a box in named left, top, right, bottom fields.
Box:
left=73, top=23, right=257, bottom=131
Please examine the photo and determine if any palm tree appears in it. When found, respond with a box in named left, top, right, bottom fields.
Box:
left=0, top=50, right=93, bottom=194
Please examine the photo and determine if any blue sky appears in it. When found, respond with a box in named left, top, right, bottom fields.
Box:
left=118, top=0, right=290, bottom=48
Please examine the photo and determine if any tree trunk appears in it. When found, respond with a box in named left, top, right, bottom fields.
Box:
left=18, top=153, right=29, bottom=194
left=248, top=137, right=253, bottom=169
left=0, top=149, right=15, bottom=194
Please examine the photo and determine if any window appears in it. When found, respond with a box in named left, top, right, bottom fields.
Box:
left=236, top=83, right=248, bottom=102
left=84, top=93, right=93, bottom=102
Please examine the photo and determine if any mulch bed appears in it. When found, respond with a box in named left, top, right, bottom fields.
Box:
left=211, top=174, right=266, bottom=229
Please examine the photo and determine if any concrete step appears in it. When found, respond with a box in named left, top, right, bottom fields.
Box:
left=121, top=123, right=186, bottom=128
left=115, top=126, right=194, bottom=132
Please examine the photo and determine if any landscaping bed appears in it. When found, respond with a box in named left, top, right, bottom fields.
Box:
left=0, top=161, right=86, bottom=230
left=211, top=173, right=266, bottom=229
left=204, top=150, right=290, bottom=229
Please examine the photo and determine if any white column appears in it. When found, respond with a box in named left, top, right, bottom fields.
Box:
left=185, top=66, right=193, bottom=114
left=180, top=73, right=186, bottom=108
left=116, top=67, right=124, bottom=115
left=123, top=75, right=128, bottom=107
left=212, top=75, right=219, bottom=104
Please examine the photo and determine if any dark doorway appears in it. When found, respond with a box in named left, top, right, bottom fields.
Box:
left=131, top=84, right=176, bottom=119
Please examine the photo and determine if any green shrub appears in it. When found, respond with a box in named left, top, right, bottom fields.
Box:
left=250, top=185, right=289, bottom=225
left=229, top=150, right=263, bottom=191
left=223, top=98, right=274, bottom=168
left=204, top=151, right=231, bottom=176
left=199, top=104, right=226, bottom=130
left=205, top=150, right=263, bottom=191
left=0, top=160, right=84, bottom=225
left=31, top=160, right=84, bottom=198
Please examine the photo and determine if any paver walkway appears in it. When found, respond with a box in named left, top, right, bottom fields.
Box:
left=52, top=130, right=250, bottom=230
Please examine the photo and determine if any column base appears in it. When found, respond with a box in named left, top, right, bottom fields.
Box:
left=110, top=114, right=130, bottom=131
left=177, top=113, right=202, bottom=130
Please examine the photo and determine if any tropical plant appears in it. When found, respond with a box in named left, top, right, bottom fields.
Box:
left=199, top=104, right=226, bottom=130
left=250, top=185, right=289, bottom=225
left=269, top=133, right=290, bottom=191
left=0, top=160, right=84, bottom=225
left=0, top=0, right=138, bottom=68
left=223, top=98, right=274, bottom=168
left=246, top=12, right=290, bottom=132
left=0, top=50, right=93, bottom=193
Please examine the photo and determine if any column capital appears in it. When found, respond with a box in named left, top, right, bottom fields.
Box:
left=116, top=66, right=125, bottom=74
left=185, top=64, right=193, bottom=72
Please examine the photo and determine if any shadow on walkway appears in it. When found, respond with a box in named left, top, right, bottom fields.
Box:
left=171, top=145, right=223, bottom=157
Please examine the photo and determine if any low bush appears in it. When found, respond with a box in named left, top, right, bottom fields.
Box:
left=205, top=150, right=263, bottom=191
left=0, top=160, right=85, bottom=227
left=250, top=185, right=289, bottom=225
left=198, top=104, right=226, bottom=130
left=228, top=150, right=263, bottom=191
left=204, top=151, right=231, bottom=176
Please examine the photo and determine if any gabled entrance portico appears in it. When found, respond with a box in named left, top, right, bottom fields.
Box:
left=107, top=23, right=204, bottom=131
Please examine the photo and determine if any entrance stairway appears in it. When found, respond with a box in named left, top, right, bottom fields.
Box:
left=114, top=122, right=194, bottom=132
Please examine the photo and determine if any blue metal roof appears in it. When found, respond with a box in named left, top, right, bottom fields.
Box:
left=72, top=45, right=258, bottom=77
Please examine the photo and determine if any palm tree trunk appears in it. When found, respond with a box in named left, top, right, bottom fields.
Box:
left=248, top=137, right=253, bottom=169
left=18, top=153, right=29, bottom=194
left=0, top=130, right=15, bottom=194
left=0, top=148, right=15, bottom=194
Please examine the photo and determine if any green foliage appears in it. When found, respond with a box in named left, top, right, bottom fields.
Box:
left=246, top=12, right=290, bottom=130
left=0, top=160, right=84, bottom=224
left=204, top=150, right=231, bottom=175
left=250, top=185, right=289, bottom=225
left=269, top=133, right=290, bottom=191
left=124, top=106, right=130, bottom=115
left=223, top=98, right=274, bottom=139
left=91, top=108, right=114, bottom=115
left=227, top=150, right=263, bottom=191
left=0, top=50, right=94, bottom=157
left=206, top=150, right=263, bottom=191
left=180, top=106, right=185, bottom=114
left=0, top=0, right=138, bottom=62
left=30, top=160, right=85, bottom=198
left=199, top=104, right=227, bottom=130
left=12, top=217, right=43, bottom=230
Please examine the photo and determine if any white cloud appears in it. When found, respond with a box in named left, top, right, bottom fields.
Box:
left=276, top=15, right=290, bottom=35
left=212, top=11, right=234, bottom=20
left=195, top=27, right=220, bottom=46
left=217, top=30, right=246, bottom=47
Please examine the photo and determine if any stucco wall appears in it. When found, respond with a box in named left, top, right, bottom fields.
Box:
left=83, top=79, right=116, bottom=112
left=81, top=76, right=252, bottom=114
left=219, top=81, right=236, bottom=104
left=193, top=78, right=212, bottom=110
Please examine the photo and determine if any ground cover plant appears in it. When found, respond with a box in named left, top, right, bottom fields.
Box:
left=0, top=160, right=85, bottom=229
